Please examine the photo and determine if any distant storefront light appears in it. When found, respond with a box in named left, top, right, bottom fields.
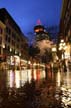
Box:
left=52, top=47, right=56, bottom=52
left=10, top=48, right=12, bottom=52
left=2, top=44, right=5, bottom=48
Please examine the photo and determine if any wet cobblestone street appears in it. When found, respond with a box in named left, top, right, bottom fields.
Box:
left=0, top=70, right=71, bottom=108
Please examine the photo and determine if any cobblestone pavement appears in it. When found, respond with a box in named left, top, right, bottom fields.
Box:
left=0, top=71, right=71, bottom=108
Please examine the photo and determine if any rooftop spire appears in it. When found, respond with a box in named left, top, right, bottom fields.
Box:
left=37, top=19, right=41, bottom=25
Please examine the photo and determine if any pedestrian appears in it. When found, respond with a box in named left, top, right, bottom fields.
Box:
left=62, top=59, right=67, bottom=72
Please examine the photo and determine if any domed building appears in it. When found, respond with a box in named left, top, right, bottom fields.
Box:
left=34, top=24, right=50, bottom=41
left=33, top=22, right=52, bottom=54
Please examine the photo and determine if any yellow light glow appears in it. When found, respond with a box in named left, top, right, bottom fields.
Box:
left=9, top=70, right=15, bottom=88
left=56, top=71, right=61, bottom=86
left=2, top=44, right=5, bottom=48
left=52, top=47, right=56, bottom=52
left=15, top=70, right=20, bottom=88
left=61, top=39, right=64, bottom=43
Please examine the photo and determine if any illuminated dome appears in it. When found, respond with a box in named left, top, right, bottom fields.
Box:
left=34, top=25, right=44, bottom=33
left=34, top=24, right=50, bottom=41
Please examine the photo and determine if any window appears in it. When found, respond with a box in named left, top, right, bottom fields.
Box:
left=0, top=46, right=1, bottom=54
left=0, top=37, right=2, bottom=44
left=0, top=27, right=2, bottom=34
left=7, top=46, right=10, bottom=51
left=8, top=37, right=10, bottom=43
left=17, top=44, right=19, bottom=48
left=5, top=35, right=8, bottom=41
left=6, top=27, right=11, bottom=35
left=12, top=32, right=16, bottom=39
left=68, top=1, right=70, bottom=10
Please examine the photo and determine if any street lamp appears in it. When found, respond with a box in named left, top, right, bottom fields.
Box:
left=59, top=39, right=67, bottom=59
left=52, top=46, right=58, bottom=61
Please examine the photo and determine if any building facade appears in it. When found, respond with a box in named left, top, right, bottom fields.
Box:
left=0, top=8, right=29, bottom=61
left=0, top=8, right=29, bottom=71
left=58, top=0, right=71, bottom=60
left=0, top=21, right=6, bottom=55
left=59, top=0, right=71, bottom=41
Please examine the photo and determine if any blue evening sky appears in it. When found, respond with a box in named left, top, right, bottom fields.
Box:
left=0, top=0, right=62, bottom=40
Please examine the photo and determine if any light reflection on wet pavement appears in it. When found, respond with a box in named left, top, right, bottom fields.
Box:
left=0, top=70, right=71, bottom=108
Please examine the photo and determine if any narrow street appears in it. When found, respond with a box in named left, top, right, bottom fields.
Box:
left=0, top=0, right=71, bottom=108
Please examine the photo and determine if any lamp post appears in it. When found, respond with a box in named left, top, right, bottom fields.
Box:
left=59, top=39, right=66, bottom=60
left=51, top=46, right=59, bottom=72
left=52, top=46, right=57, bottom=61
left=59, top=39, right=67, bottom=72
